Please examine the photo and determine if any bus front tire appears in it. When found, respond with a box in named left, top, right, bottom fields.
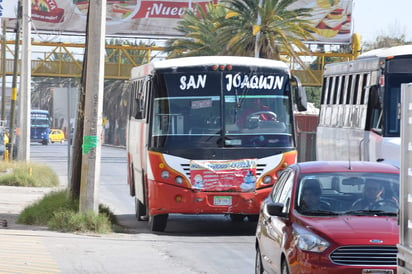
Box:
left=149, top=214, right=168, bottom=232
left=135, top=197, right=147, bottom=221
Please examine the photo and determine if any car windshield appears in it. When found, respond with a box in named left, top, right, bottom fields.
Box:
left=295, top=172, right=399, bottom=216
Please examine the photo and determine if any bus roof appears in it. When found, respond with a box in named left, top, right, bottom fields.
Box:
left=131, top=56, right=289, bottom=79
left=358, top=45, right=412, bottom=59
left=324, top=45, right=412, bottom=75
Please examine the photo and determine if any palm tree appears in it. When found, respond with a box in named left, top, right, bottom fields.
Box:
left=165, top=3, right=228, bottom=58
left=165, top=0, right=316, bottom=63
left=222, top=0, right=315, bottom=60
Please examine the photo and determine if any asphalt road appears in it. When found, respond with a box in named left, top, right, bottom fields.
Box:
left=0, top=143, right=257, bottom=274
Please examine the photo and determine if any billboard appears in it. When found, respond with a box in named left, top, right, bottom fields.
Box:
left=7, top=0, right=352, bottom=43
left=288, top=0, right=352, bottom=43
left=0, top=0, right=17, bottom=18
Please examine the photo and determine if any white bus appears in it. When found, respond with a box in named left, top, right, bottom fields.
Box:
left=316, top=45, right=412, bottom=167
left=126, top=56, right=307, bottom=231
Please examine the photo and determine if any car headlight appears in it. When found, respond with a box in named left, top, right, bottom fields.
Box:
left=293, top=225, right=329, bottom=253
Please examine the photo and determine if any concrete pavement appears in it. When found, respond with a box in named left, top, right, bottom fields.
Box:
left=0, top=186, right=62, bottom=273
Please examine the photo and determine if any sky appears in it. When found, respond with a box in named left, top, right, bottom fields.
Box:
left=352, top=0, right=412, bottom=43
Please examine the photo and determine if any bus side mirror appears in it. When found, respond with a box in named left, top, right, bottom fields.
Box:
left=296, top=86, right=307, bottom=112
left=369, top=85, right=382, bottom=108
left=291, top=75, right=307, bottom=112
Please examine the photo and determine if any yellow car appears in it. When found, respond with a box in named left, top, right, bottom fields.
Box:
left=49, top=129, right=65, bottom=143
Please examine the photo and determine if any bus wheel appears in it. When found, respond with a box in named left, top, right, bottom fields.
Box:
left=42, top=140, right=48, bottom=145
left=135, top=197, right=147, bottom=221
left=229, top=214, right=245, bottom=222
left=149, top=214, right=168, bottom=232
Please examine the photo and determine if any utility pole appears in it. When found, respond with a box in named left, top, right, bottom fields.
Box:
left=79, top=0, right=106, bottom=213
left=8, top=0, right=22, bottom=160
left=18, top=0, right=31, bottom=161
left=1, top=20, right=7, bottom=121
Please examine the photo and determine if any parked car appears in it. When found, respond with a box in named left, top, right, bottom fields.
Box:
left=49, top=129, right=65, bottom=143
left=255, top=161, right=399, bottom=274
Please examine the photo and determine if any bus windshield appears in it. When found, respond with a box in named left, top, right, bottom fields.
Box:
left=31, top=113, right=50, bottom=127
left=151, top=71, right=293, bottom=149
left=385, top=74, right=412, bottom=137
left=31, top=118, right=49, bottom=127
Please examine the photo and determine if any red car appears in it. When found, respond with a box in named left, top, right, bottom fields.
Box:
left=255, top=161, right=399, bottom=274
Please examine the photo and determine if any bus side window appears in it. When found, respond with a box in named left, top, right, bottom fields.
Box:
left=366, top=85, right=382, bottom=134
left=129, top=81, right=138, bottom=119
left=133, top=79, right=148, bottom=120
left=142, top=78, right=152, bottom=120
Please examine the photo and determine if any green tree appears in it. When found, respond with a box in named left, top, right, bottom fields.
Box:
left=305, top=86, right=321, bottom=108
left=165, top=3, right=227, bottom=58
left=221, top=0, right=315, bottom=60
left=165, top=0, right=316, bottom=62
left=363, top=34, right=412, bottom=51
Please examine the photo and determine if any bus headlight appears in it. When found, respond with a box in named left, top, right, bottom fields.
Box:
left=161, top=170, right=170, bottom=179
left=262, top=175, right=273, bottom=184
left=175, top=176, right=183, bottom=184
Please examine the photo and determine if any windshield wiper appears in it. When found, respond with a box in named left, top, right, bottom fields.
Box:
left=344, top=210, right=397, bottom=216
left=299, top=209, right=339, bottom=216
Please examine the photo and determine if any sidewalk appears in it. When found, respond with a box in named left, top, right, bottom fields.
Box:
left=0, top=185, right=59, bottom=229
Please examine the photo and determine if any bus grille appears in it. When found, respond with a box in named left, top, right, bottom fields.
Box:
left=329, top=246, right=397, bottom=266
left=180, top=163, right=267, bottom=179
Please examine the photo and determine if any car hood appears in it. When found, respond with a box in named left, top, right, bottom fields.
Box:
left=299, top=215, right=399, bottom=245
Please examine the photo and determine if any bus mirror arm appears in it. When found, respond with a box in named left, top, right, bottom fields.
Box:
left=291, top=75, right=307, bottom=112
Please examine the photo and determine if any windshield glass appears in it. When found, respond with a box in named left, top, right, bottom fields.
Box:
left=384, top=57, right=412, bottom=137
left=31, top=118, right=50, bottom=127
left=295, top=172, right=399, bottom=216
left=385, top=74, right=412, bottom=137
left=151, top=70, right=293, bottom=149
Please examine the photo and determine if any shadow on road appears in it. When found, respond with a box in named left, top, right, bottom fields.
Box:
left=115, top=214, right=258, bottom=236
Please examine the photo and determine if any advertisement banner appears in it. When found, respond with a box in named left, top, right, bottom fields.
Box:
left=0, top=0, right=18, bottom=18
left=190, top=159, right=257, bottom=192
left=7, top=0, right=352, bottom=43
left=288, top=0, right=352, bottom=43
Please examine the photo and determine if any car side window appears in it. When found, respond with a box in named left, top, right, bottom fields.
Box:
left=270, top=169, right=290, bottom=201
left=271, top=169, right=295, bottom=213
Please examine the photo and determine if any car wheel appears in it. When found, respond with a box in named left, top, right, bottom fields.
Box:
left=255, top=246, right=264, bottom=274
left=135, top=197, right=147, bottom=221
left=149, top=214, right=168, bottom=232
left=281, top=259, right=290, bottom=274
left=229, top=214, right=245, bottom=222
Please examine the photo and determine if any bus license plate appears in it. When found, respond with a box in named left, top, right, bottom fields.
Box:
left=214, top=196, right=232, bottom=206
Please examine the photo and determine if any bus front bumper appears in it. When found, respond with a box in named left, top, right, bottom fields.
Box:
left=148, top=181, right=271, bottom=216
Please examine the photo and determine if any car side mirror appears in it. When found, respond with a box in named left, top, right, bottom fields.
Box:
left=266, top=202, right=287, bottom=217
